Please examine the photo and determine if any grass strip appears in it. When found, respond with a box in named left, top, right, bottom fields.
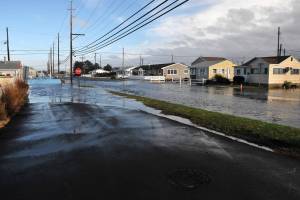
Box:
left=110, top=91, right=300, bottom=157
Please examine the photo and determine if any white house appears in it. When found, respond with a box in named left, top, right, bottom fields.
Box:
left=0, top=61, right=23, bottom=79
left=234, top=55, right=300, bottom=87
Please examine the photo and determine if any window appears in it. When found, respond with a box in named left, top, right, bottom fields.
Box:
left=167, top=69, right=177, bottom=75
left=243, top=68, right=247, bottom=75
left=213, top=69, right=217, bottom=73
left=264, top=68, right=268, bottom=74
left=190, top=68, right=195, bottom=75
left=222, top=69, right=225, bottom=74
left=273, top=68, right=286, bottom=74
left=291, top=69, right=300, bottom=75
left=251, top=68, right=260, bottom=74
left=184, top=70, right=189, bottom=74
left=236, top=69, right=241, bottom=75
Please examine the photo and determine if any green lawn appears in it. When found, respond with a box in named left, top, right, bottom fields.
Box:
left=110, top=91, right=300, bottom=157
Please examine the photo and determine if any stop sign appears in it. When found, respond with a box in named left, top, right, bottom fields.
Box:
left=75, top=67, right=82, bottom=76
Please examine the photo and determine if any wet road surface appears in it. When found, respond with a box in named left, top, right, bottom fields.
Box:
left=0, top=79, right=300, bottom=200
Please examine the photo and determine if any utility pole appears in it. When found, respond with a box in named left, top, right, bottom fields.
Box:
left=69, top=0, right=84, bottom=85
left=139, top=55, right=141, bottom=66
left=122, top=48, right=125, bottom=78
left=284, top=48, right=286, bottom=56
left=94, top=53, right=97, bottom=64
left=6, top=27, right=10, bottom=61
left=171, top=54, right=174, bottom=63
left=277, top=27, right=280, bottom=57
left=279, top=44, right=282, bottom=56
left=100, top=54, right=102, bottom=68
left=58, top=33, right=60, bottom=74
left=50, top=47, right=52, bottom=77
left=69, top=0, right=74, bottom=84
left=52, top=42, right=55, bottom=74
left=122, top=48, right=125, bottom=68
left=47, top=51, right=50, bottom=75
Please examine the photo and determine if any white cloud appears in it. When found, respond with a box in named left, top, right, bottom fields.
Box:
left=127, top=0, right=300, bottom=65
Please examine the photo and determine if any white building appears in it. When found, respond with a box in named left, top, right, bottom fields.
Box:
left=0, top=61, right=23, bottom=79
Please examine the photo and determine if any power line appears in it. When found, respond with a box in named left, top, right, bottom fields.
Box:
left=77, top=0, right=140, bottom=47
left=82, top=0, right=123, bottom=33
left=76, top=0, right=169, bottom=53
left=76, top=0, right=104, bottom=33
left=76, top=0, right=155, bottom=52
left=76, top=0, right=189, bottom=55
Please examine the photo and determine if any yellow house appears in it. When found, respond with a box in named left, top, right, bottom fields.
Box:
left=234, top=56, right=300, bottom=87
left=190, top=57, right=236, bottom=80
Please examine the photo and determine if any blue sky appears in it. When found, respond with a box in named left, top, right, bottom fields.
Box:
left=0, top=0, right=207, bottom=68
left=0, top=0, right=299, bottom=70
left=0, top=0, right=199, bottom=70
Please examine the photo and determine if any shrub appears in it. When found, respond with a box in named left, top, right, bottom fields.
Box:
left=0, top=101, right=6, bottom=120
left=282, top=81, right=293, bottom=89
left=214, top=74, right=231, bottom=84
left=1, top=79, right=28, bottom=116
left=94, top=72, right=116, bottom=78
left=233, top=76, right=245, bottom=84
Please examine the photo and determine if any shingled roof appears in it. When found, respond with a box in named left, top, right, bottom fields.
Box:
left=0, top=61, right=22, bottom=70
left=191, top=57, right=226, bottom=66
left=243, top=56, right=291, bottom=66
left=134, top=63, right=175, bottom=70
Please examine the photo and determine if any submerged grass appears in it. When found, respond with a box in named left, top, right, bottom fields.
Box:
left=0, top=79, right=29, bottom=128
left=110, top=91, right=300, bottom=156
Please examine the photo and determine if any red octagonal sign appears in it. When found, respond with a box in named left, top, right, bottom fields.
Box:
left=75, top=67, right=82, bottom=76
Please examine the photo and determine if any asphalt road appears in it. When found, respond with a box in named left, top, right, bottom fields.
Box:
left=0, top=81, right=300, bottom=200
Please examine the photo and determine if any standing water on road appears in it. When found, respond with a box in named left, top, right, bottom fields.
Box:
left=28, top=79, right=300, bottom=128
left=87, top=80, right=300, bottom=128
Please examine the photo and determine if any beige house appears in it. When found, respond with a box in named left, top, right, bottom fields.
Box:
left=234, top=56, right=300, bottom=87
left=133, top=63, right=190, bottom=81
left=190, top=57, right=236, bottom=80
left=162, top=63, right=190, bottom=81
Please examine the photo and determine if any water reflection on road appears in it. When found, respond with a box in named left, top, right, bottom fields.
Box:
left=28, top=79, right=300, bottom=128
left=87, top=79, right=300, bottom=128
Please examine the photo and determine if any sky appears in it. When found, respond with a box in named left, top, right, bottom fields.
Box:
left=0, top=0, right=299, bottom=71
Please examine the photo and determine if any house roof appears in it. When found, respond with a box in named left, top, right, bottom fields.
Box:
left=191, top=57, right=226, bottom=66
left=134, top=63, right=175, bottom=70
left=161, top=63, right=188, bottom=69
left=0, top=61, right=22, bottom=70
left=242, top=56, right=291, bottom=66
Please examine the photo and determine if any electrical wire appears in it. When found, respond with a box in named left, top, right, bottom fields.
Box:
left=76, top=0, right=156, bottom=51
left=76, top=0, right=189, bottom=55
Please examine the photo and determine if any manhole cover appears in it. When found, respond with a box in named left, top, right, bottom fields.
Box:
left=167, top=168, right=211, bottom=190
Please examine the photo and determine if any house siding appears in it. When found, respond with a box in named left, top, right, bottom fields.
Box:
left=268, top=57, right=300, bottom=85
left=162, top=63, right=190, bottom=80
left=208, top=60, right=235, bottom=80
left=234, top=56, right=300, bottom=86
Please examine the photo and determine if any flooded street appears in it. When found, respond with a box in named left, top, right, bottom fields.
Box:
left=0, top=79, right=300, bottom=200
left=91, top=79, right=300, bottom=128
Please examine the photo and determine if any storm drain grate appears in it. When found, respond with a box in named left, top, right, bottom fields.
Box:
left=167, top=168, right=211, bottom=190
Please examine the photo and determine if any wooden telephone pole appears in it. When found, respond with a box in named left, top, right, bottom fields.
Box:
left=69, top=0, right=84, bottom=85
left=6, top=27, right=10, bottom=61
left=58, top=33, right=60, bottom=73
